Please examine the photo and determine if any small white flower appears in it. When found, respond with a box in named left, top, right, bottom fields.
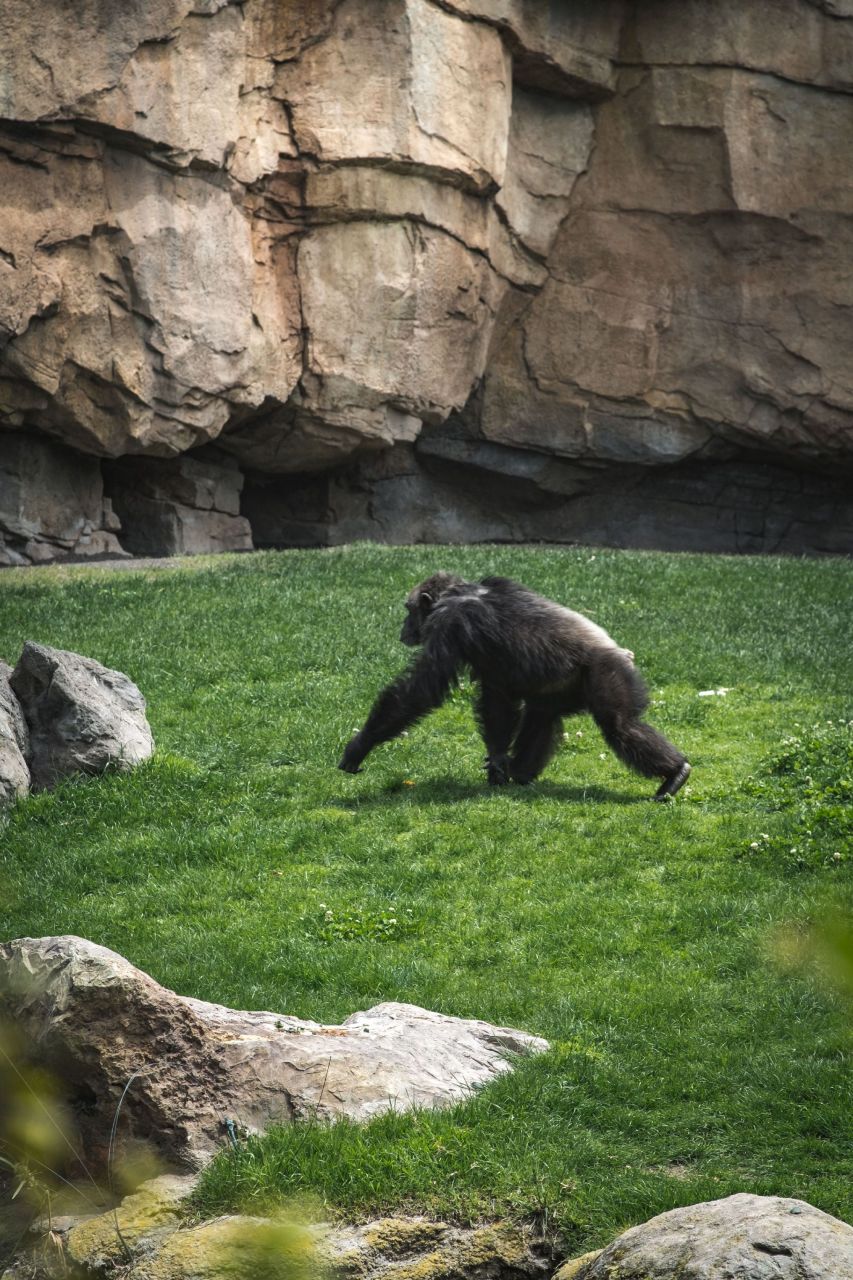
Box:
left=750, top=842, right=759, bottom=849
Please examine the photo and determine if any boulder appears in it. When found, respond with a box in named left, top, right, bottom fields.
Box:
left=0, top=661, right=29, bottom=805
left=572, top=1193, right=853, bottom=1280
left=0, top=935, right=549, bottom=1170
left=9, top=644, right=154, bottom=789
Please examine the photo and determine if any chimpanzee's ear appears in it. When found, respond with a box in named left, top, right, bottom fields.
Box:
left=417, top=589, right=435, bottom=613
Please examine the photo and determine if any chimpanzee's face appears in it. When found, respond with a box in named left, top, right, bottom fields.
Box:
left=400, top=593, right=428, bottom=646
left=399, top=574, right=463, bottom=647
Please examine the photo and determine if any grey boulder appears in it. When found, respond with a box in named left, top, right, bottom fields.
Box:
left=0, top=660, right=30, bottom=805
left=571, top=1192, right=853, bottom=1280
left=0, top=935, right=549, bottom=1170
left=10, top=642, right=154, bottom=789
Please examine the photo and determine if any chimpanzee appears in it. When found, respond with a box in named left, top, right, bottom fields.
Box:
left=338, top=573, right=691, bottom=800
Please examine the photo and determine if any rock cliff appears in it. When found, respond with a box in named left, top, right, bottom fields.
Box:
left=1, top=0, right=851, bottom=560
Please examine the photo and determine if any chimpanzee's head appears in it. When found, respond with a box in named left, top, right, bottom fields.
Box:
left=400, top=573, right=465, bottom=646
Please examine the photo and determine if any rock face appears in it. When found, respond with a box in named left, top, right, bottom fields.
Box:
left=0, top=935, right=549, bottom=1170
left=572, top=1192, right=853, bottom=1280
left=105, top=453, right=252, bottom=556
left=51, top=1187, right=551, bottom=1280
left=1, top=0, right=851, bottom=557
left=0, top=433, right=124, bottom=566
left=10, top=644, right=154, bottom=789
left=0, top=661, right=30, bottom=805
left=8, top=1182, right=851, bottom=1280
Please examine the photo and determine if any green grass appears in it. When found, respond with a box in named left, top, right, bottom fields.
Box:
left=0, top=546, right=851, bottom=1255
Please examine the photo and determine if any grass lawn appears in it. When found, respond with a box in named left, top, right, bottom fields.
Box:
left=0, top=545, right=851, bottom=1256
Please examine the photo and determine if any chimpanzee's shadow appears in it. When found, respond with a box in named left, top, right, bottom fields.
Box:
left=337, top=776, right=646, bottom=808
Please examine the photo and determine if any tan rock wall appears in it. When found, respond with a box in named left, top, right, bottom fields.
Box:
left=0, top=0, right=850, bottom=558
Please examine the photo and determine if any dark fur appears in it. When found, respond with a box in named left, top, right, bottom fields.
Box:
left=338, top=574, right=690, bottom=799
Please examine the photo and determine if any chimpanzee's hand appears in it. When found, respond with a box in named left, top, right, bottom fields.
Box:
left=338, top=735, right=366, bottom=773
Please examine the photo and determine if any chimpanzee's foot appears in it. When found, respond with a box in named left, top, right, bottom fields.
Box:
left=485, top=754, right=511, bottom=786
left=653, top=761, right=691, bottom=801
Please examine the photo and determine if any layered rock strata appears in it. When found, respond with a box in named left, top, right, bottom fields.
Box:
left=106, top=452, right=251, bottom=556
left=0, top=0, right=850, bottom=557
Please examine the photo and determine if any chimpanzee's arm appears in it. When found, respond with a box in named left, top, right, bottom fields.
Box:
left=338, top=638, right=463, bottom=773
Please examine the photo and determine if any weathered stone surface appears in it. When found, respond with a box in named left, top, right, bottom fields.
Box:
left=0, top=661, right=29, bottom=805
left=0, top=433, right=125, bottom=566
left=552, top=1251, right=601, bottom=1280
left=53, top=1197, right=551, bottom=1280
left=63, top=1175, right=195, bottom=1276
left=439, top=0, right=623, bottom=98
left=479, top=68, right=853, bottom=475
left=10, top=644, right=154, bottom=789
left=12, top=1184, right=852, bottom=1280
left=245, top=446, right=853, bottom=557
left=572, top=1193, right=853, bottom=1280
left=0, top=935, right=548, bottom=1170
left=1, top=0, right=851, bottom=554
left=106, top=453, right=252, bottom=555
left=319, top=1217, right=550, bottom=1280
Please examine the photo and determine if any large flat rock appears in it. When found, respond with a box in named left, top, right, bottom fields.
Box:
left=0, top=935, right=548, bottom=1170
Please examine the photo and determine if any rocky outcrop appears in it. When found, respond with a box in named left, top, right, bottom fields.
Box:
left=9, top=644, right=154, bottom=790
left=0, top=662, right=30, bottom=805
left=105, top=452, right=251, bottom=556
left=245, top=446, right=853, bottom=555
left=53, top=1190, right=551, bottom=1280
left=570, top=1192, right=853, bottom=1280
left=0, top=935, right=549, bottom=1170
left=7, top=1183, right=851, bottom=1280
left=8, top=1175, right=552, bottom=1280
left=1, top=0, right=851, bottom=557
left=0, top=433, right=124, bottom=566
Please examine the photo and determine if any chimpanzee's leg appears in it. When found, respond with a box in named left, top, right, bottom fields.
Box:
left=584, top=651, right=690, bottom=799
left=509, top=704, right=563, bottom=784
left=475, top=685, right=522, bottom=785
